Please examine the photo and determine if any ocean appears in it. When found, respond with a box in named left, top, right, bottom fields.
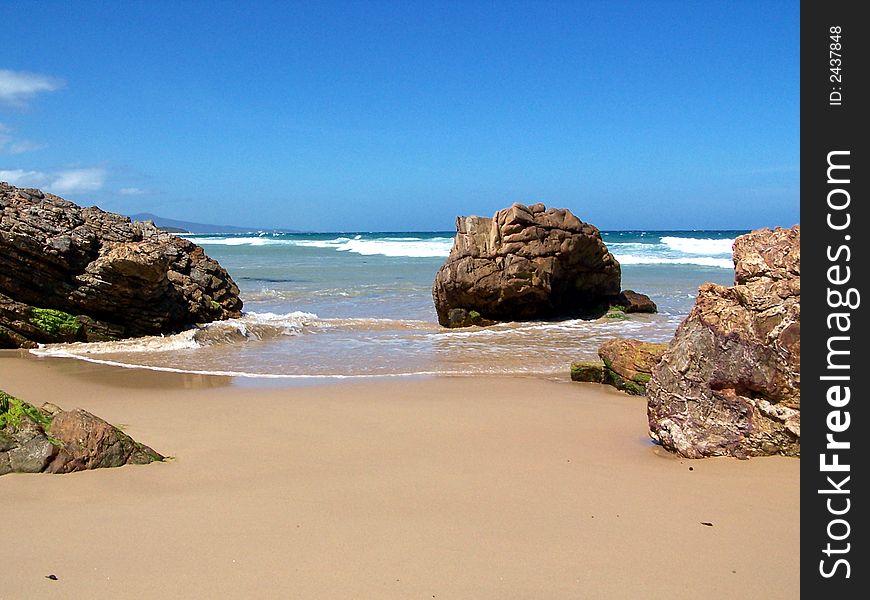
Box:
left=34, top=230, right=742, bottom=379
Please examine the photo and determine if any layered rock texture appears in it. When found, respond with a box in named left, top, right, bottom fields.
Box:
left=1, top=390, right=163, bottom=475
left=647, top=226, right=800, bottom=458
left=1, top=182, right=242, bottom=348
left=433, top=203, right=624, bottom=327
left=571, top=338, right=667, bottom=396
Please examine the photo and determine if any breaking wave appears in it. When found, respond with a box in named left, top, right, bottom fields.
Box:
left=32, top=311, right=318, bottom=356
left=614, top=254, right=734, bottom=269
left=659, top=236, right=734, bottom=255
left=184, top=232, right=736, bottom=266
left=607, top=234, right=735, bottom=269
left=184, top=233, right=453, bottom=258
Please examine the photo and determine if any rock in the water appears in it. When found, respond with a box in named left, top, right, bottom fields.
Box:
left=647, top=226, right=800, bottom=458
left=432, top=203, right=622, bottom=327
left=598, top=338, right=667, bottom=395
left=0, top=182, right=243, bottom=348
left=616, top=290, right=657, bottom=314
left=570, top=361, right=605, bottom=383
left=569, top=338, right=665, bottom=393
left=444, top=308, right=497, bottom=328
left=1, top=390, right=163, bottom=475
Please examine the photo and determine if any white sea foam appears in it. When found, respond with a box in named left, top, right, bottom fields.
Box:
left=660, top=236, right=734, bottom=255
left=613, top=253, right=734, bottom=269
left=184, top=234, right=454, bottom=258
left=427, top=315, right=665, bottom=340
left=27, top=348, right=470, bottom=379
left=31, top=311, right=319, bottom=357
left=29, top=310, right=680, bottom=378
left=237, top=310, right=319, bottom=327
left=184, top=236, right=291, bottom=246
left=310, top=237, right=453, bottom=257
left=291, top=238, right=349, bottom=249
left=187, top=233, right=734, bottom=263
left=604, top=241, right=653, bottom=249
left=45, top=332, right=204, bottom=354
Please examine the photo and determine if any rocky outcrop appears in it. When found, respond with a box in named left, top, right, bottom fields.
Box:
left=433, top=203, right=623, bottom=327
left=570, top=338, right=666, bottom=395
left=647, top=226, right=800, bottom=458
left=1, top=391, right=163, bottom=475
left=0, top=182, right=242, bottom=348
left=615, top=290, right=657, bottom=314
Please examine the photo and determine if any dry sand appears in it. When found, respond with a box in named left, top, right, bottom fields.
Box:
left=1, top=351, right=799, bottom=599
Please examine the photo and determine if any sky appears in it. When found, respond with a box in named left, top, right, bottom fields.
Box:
left=1, top=1, right=799, bottom=232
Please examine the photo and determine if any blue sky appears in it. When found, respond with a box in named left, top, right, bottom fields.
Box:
left=1, top=1, right=798, bottom=232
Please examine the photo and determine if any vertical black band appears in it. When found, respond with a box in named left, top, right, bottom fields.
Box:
left=801, top=2, right=866, bottom=595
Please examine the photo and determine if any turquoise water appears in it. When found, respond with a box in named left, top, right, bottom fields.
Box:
left=35, top=230, right=742, bottom=378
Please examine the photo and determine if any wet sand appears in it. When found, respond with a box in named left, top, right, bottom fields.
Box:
left=1, top=351, right=799, bottom=599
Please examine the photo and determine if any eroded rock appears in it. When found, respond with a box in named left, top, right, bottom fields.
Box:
left=0, top=182, right=242, bottom=347
left=647, top=226, right=800, bottom=458
left=433, top=203, right=622, bottom=326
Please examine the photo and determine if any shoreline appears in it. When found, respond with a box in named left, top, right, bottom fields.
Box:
left=1, top=353, right=799, bottom=599
left=2, top=348, right=573, bottom=387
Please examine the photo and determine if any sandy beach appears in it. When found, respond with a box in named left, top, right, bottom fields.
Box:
left=1, top=351, right=799, bottom=599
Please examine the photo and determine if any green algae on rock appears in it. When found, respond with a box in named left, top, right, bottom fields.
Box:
left=29, top=307, right=82, bottom=338
left=570, top=361, right=605, bottom=383
left=569, top=339, right=666, bottom=396
left=598, top=339, right=667, bottom=396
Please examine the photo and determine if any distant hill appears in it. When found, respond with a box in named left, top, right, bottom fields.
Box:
left=129, top=213, right=297, bottom=234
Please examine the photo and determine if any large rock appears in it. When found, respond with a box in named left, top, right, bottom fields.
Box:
left=0, top=182, right=242, bottom=347
left=433, top=203, right=622, bottom=326
left=647, top=226, right=800, bottom=458
left=1, top=390, right=163, bottom=475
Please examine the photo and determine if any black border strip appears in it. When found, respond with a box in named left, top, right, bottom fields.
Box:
left=801, top=2, right=865, bottom=595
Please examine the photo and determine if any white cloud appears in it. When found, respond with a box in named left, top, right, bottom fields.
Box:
left=0, top=122, right=46, bottom=154
left=119, top=187, right=146, bottom=195
left=0, top=168, right=50, bottom=188
left=50, top=168, right=106, bottom=194
left=0, top=69, right=63, bottom=106
left=7, top=140, right=45, bottom=154
left=0, top=167, right=106, bottom=194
